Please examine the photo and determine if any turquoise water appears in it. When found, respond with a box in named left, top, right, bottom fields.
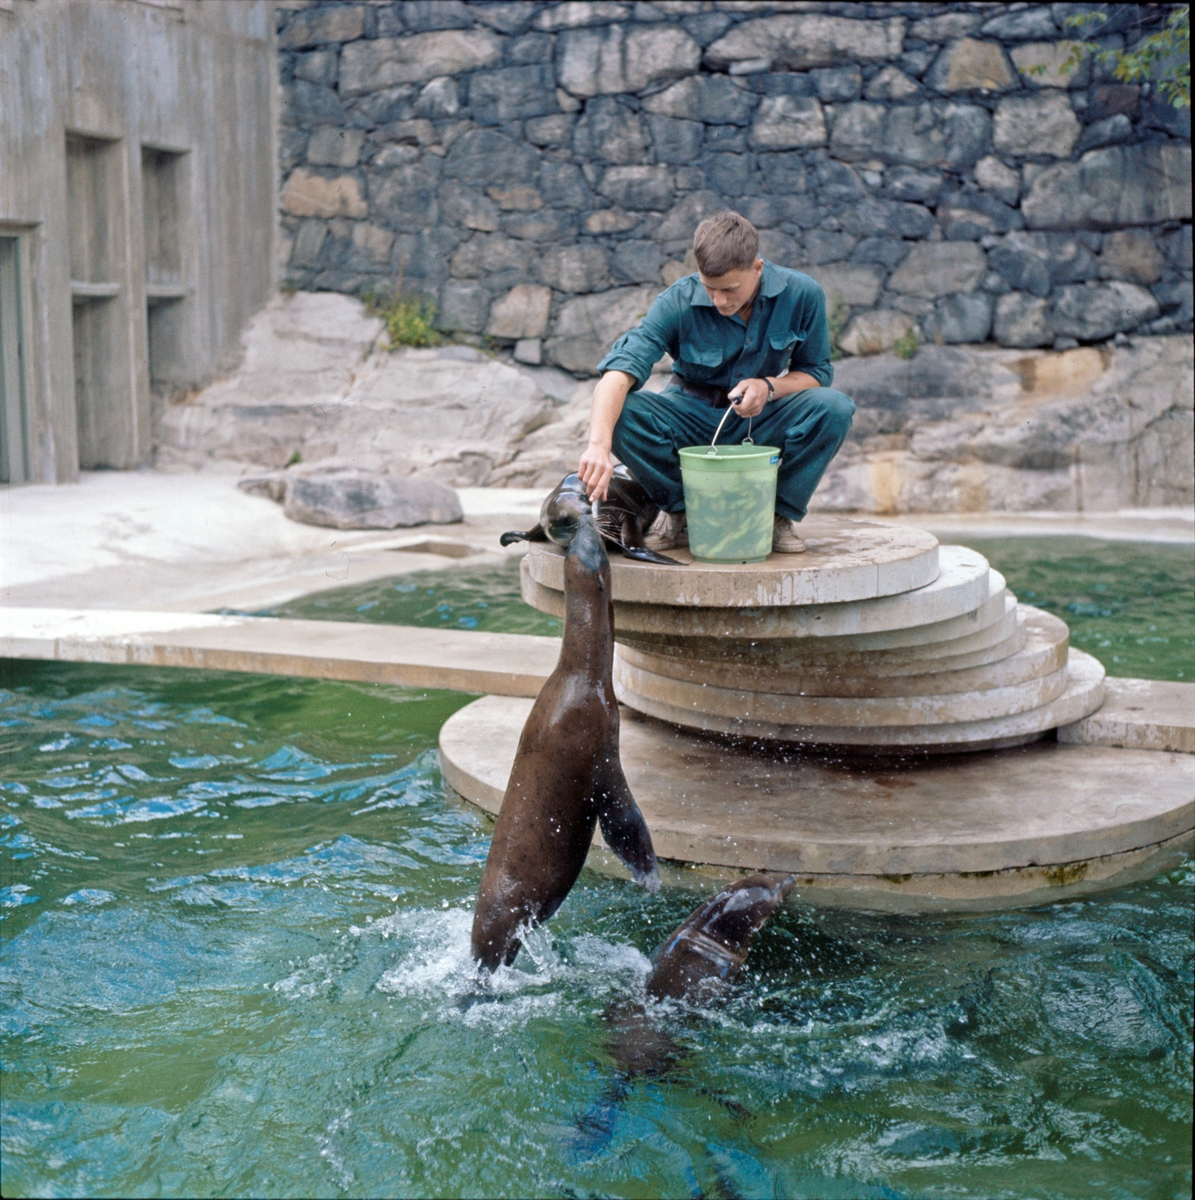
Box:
left=2, top=539, right=1193, bottom=1197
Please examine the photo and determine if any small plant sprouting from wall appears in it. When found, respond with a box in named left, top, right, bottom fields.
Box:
left=893, top=328, right=919, bottom=361
left=362, top=285, right=440, bottom=350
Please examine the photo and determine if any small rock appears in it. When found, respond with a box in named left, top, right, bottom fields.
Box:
left=839, top=309, right=916, bottom=357
left=993, top=92, right=1081, bottom=159
left=888, top=242, right=987, bottom=300
left=748, top=95, right=827, bottom=149
left=487, top=284, right=552, bottom=339
left=237, top=474, right=287, bottom=502
left=974, top=155, right=1020, bottom=206
left=1099, top=231, right=1164, bottom=286
left=514, top=338, right=542, bottom=365
left=283, top=471, right=464, bottom=529
left=306, top=127, right=365, bottom=168
left=1051, top=282, right=1159, bottom=342
left=1011, top=41, right=1090, bottom=89
left=921, top=292, right=995, bottom=345
left=994, top=292, right=1052, bottom=347
left=926, top=39, right=1016, bottom=94
left=1074, top=114, right=1133, bottom=154
left=864, top=66, right=920, bottom=101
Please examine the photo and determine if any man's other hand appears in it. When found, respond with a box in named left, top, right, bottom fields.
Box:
left=578, top=442, right=615, bottom=501
left=727, top=376, right=771, bottom=417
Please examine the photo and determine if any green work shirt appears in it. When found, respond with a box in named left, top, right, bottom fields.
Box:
left=596, top=260, right=834, bottom=393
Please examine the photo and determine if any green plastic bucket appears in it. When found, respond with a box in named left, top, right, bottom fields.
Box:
left=679, top=443, right=781, bottom=563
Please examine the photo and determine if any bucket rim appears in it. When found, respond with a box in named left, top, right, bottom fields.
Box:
left=679, top=443, right=781, bottom=460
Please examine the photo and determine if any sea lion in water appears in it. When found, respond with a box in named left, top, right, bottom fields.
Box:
left=472, top=514, right=660, bottom=971
left=646, top=872, right=795, bottom=1001
left=500, top=468, right=682, bottom=566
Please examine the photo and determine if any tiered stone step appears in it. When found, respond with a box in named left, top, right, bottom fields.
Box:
left=520, top=515, right=1106, bottom=752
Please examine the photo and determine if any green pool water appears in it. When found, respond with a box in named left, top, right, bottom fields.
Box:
left=2, top=539, right=1192, bottom=1198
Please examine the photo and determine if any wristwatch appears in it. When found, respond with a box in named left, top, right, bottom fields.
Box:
left=756, top=376, right=775, bottom=399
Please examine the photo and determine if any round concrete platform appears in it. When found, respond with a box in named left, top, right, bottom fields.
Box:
left=524, top=545, right=993, bottom=638
left=439, top=695, right=1194, bottom=911
left=527, top=515, right=939, bottom=606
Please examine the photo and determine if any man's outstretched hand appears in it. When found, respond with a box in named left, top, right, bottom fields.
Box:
left=578, top=442, right=615, bottom=501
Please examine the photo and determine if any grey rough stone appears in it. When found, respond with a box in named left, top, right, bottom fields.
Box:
left=807, top=155, right=863, bottom=201
left=284, top=471, right=463, bottom=529
left=852, top=237, right=911, bottom=270
left=282, top=169, right=369, bottom=220
left=992, top=92, right=1081, bottom=158
left=832, top=102, right=990, bottom=170
left=534, top=2, right=632, bottom=32
left=293, top=50, right=339, bottom=88
left=283, top=81, right=349, bottom=129
left=758, top=153, right=810, bottom=201
left=749, top=95, right=826, bottom=149
left=994, top=292, right=1052, bottom=347
left=1074, top=114, right=1133, bottom=154
left=415, top=77, right=461, bottom=119
left=449, top=233, right=529, bottom=280
left=1099, top=230, right=1164, bottom=286
left=938, top=191, right=1022, bottom=240
left=472, top=2, right=537, bottom=35
left=804, top=230, right=857, bottom=265
left=402, top=1, right=472, bottom=31
left=703, top=124, right=748, bottom=153
left=612, top=239, right=664, bottom=284
left=699, top=152, right=759, bottom=198
left=369, top=161, right=440, bottom=230
left=1139, top=93, right=1191, bottom=140
left=740, top=194, right=816, bottom=230
left=340, top=31, right=503, bottom=95
left=1010, top=41, right=1091, bottom=90
left=925, top=39, right=1016, bottom=94
left=841, top=198, right=935, bottom=240
left=443, top=129, right=540, bottom=186
left=1052, top=282, right=1160, bottom=341
left=981, top=270, right=1011, bottom=295
left=884, top=167, right=943, bottom=205
left=681, top=11, right=733, bottom=47
left=809, top=65, right=862, bottom=102
left=544, top=284, right=659, bottom=373
left=468, top=65, right=559, bottom=124
left=839, top=309, right=916, bottom=357
left=1022, top=144, right=1193, bottom=230
left=1161, top=226, right=1192, bottom=272
left=598, top=165, right=674, bottom=211
left=371, top=143, right=420, bottom=171
left=706, top=14, right=905, bottom=70
left=922, top=292, right=994, bottom=344
left=807, top=263, right=883, bottom=307
left=507, top=32, right=554, bottom=63
left=391, top=227, right=458, bottom=295
left=655, top=190, right=725, bottom=241
left=280, top=5, right=365, bottom=49
left=647, top=115, right=704, bottom=164
left=1086, top=83, right=1140, bottom=124
left=438, top=279, right=490, bottom=333
left=981, top=9, right=1058, bottom=40
left=487, top=283, right=552, bottom=339
left=307, top=127, right=365, bottom=168
left=513, top=337, right=542, bottom=364
left=537, top=161, right=592, bottom=209
left=348, top=85, right=416, bottom=128
left=889, top=242, right=987, bottom=299
left=642, top=75, right=758, bottom=125
left=439, top=183, right=500, bottom=232
left=539, top=243, right=611, bottom=293
left=501, top=209, right=580, bottom=242
left=557, top=24, right=700, bottom=97
left=989, top=236, right=1051, bottom=297
left=757, top=229, right=800, bottom=268
left=525, top=113, right=576, bottom=146
left=908, top=13, right=982, bottom=41
left=574, top=98, right=650, bottom=164
left=865, top=66, right=920, bottom=101
left=974, top=155, right=1019, bottom=206
left=1152, top=280, right=1194, bottom=324
left=290, top=220, right=328, bottom=269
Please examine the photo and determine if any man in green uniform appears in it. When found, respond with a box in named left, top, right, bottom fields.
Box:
left=577, top=210, right=855, bottom=553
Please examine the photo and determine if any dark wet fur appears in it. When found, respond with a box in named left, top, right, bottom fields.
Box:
left=471, top=515, right=660, bottom=971
left=500, top=468, right=682, bottom=566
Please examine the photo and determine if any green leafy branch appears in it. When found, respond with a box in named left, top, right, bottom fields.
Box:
left=1029, top=5, right=1189, bottom=109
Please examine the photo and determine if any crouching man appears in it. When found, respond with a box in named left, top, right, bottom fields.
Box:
left=577, top=210, right=855, bottom=554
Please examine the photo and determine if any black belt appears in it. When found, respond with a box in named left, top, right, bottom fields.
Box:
left=670, top=373, right=734, bottom=407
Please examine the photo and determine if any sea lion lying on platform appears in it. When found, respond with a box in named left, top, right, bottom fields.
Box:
left=500, top=468, right=682, bottom=566
left=472, top=513, right=660, bottom=971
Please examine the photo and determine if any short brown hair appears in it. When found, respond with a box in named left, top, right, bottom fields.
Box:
left=693, top=210, right=759, bottom=277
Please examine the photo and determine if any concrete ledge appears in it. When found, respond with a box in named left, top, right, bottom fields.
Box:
left=1059, top=677, right=1195, bottom=754
left=0, top=607, right=558, bottom=697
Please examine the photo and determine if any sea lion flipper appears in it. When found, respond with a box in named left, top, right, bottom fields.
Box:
left=500, top=525, right=549, bottom=547
left=620, top=545, right=683, bottom=567
left=595, top=765, right=660, bottom=892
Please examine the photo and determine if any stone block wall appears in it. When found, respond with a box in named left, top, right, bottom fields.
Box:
left=276, top=1, right=1192, bottom=373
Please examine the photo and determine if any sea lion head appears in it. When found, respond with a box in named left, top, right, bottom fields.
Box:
left=543, top=473, right=592, bottom=548
left=687, top=873, right=795, bottom=956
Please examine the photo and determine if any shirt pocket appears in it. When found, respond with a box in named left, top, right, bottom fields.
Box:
left=678, top=341, right=724, bottom=382
left=769, top=331, right=804, bottom=365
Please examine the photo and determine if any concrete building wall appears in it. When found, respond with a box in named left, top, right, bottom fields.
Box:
left=0, top=0, right=277, bottom=483
left=275, top=1, right=1191, bottom=373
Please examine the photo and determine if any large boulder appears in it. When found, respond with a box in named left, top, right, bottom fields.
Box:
left=544, top=285, right=660, bottom=374
left=283, top=470, right=463, bottom=528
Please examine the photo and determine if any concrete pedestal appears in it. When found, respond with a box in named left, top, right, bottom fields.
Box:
left=439, top=696, right=1194, bottom=911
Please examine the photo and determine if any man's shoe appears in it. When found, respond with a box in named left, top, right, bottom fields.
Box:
left=644, top=510, right=688, bottom=551
left=772, top=516, right=806, bottom=553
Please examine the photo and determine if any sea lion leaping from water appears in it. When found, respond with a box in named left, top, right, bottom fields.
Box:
left=500, top=468, right=682, bottom=567
left=472, top=514, right=660, bottom=971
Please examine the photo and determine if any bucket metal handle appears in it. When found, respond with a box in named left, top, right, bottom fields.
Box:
left=707, top=404, right=736, bottom=456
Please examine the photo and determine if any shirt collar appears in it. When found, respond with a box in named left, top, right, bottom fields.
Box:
left=688, top=260, right=783, bottom=308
